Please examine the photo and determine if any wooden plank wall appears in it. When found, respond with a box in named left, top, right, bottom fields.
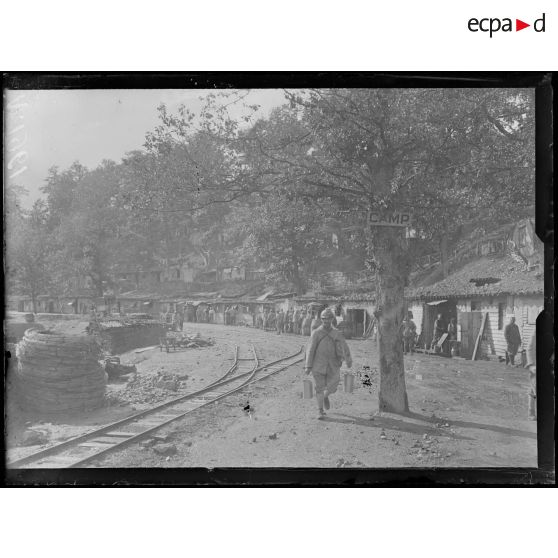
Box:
left=483, top=300, right=505, bottom=357
left=458, top=298, right=507, bottom=358
left=517, top=296, right=541, bottom=350
left=458, top=295, right=543, bottom=358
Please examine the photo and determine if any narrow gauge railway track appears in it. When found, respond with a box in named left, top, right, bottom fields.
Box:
left=8, top=344, right=304, bottom=469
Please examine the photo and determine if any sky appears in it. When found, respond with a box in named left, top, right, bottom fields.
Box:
left=4, top=89, right=287, bottom=208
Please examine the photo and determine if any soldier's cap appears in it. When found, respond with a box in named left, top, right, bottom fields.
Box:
left=320, top=308, right=335, bottom=319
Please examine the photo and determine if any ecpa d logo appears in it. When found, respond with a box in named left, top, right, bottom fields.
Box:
left=468, top=13, right=545, bottom=37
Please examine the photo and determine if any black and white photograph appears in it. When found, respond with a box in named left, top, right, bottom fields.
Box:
left=3, top=77, right=553, bottom=482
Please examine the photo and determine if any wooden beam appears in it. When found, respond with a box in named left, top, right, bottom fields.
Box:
left=472, top=312, right=488, bottom=361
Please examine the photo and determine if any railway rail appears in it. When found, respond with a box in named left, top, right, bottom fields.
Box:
left=8, top=343, right=304, bottom=469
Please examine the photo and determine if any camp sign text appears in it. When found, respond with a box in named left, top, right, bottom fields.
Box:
left=368, top=211, right=413, bottom=227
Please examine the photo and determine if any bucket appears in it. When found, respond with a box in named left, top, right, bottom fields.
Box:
left=303, top=378, right=314, bottom=399
left=343, top=372, right=355, bottom=393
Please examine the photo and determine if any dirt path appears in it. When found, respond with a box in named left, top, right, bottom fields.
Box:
left=5, top=323, right=299, bottom=462
left=87, top=323, right=537, bottom=468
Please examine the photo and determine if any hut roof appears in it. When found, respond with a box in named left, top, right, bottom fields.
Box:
left=118, top=289, right=164, bottom=301
left=405, top=254, right=543, bottom=300
left=294, top=292, right=376, bottom=303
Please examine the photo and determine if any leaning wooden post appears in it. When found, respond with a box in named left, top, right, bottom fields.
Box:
left=472, top=312, right=488, bottom=361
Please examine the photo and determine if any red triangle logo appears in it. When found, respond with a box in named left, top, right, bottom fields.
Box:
left=516, top=19, right=530, bottom=31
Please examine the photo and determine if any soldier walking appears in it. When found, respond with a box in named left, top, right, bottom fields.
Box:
left=304, top=308, right=353, bottom=419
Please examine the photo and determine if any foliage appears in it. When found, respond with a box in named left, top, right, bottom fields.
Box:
left=41, top=162, right=88, bottom=231
left=6, top=194, right=54, bottom=310
left=145, top=87, right=533, bottom=412
left=231, top=194, right=330, bottom=293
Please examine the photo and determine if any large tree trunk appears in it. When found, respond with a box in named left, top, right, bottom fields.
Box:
left=373, top=227, right=409, bottom=413
left=367, top=160, right=410, bottom=414
left=373, top=226, right=410, bottom=414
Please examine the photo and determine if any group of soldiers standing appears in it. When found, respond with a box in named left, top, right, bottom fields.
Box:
left=163, top=308, right=184, bottom=331
left=163, top=304, right=216, bottom=330
left=254, top=306, right=338, bottom=336
left=195, top=305, right=216, bottom=324
left=162, top=303, right=337, bottom=335
left=163, top=304, right=254, bottom=329
left=399, top=311, right=459, bottom=355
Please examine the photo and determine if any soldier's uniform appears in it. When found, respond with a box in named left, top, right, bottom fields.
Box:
left=305, top=309, right=352, bottom=418
left=293, top=309, right=301, bottom=334
left=276, top=310, right=284, bottom=334
left=504, top=317, right=522, bottom=365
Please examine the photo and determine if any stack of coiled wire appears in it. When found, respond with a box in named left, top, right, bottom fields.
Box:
left=15, top=329, right=106, bottom=414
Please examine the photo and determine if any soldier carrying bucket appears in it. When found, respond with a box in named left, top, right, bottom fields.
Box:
left=304, top=308, right=353, bottom=419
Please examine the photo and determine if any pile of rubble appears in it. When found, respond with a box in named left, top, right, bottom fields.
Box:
left=160, top=331, right=215, bottom=351
left=111, top=372, right=188, bottom=406
left=15, top=329, right=106, bottom=414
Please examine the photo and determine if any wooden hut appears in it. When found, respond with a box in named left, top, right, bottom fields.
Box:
left=406, top=253, right=543, bottom=359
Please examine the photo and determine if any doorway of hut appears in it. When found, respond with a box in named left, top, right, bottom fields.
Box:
left=345, top=308, right=368, bottom=338
left=421, top=300, right=457, bottom=350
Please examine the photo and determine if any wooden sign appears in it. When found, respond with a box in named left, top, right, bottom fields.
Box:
left=369, top=211, right=413, bottom=227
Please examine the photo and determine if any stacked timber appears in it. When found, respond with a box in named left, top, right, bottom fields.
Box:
left=94, top=317, right=165, bottom=354
left=15, top=329, right=106, bottom=414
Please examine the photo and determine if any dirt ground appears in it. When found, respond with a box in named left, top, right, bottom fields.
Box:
left=6, top=322, right=537, bottom=468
